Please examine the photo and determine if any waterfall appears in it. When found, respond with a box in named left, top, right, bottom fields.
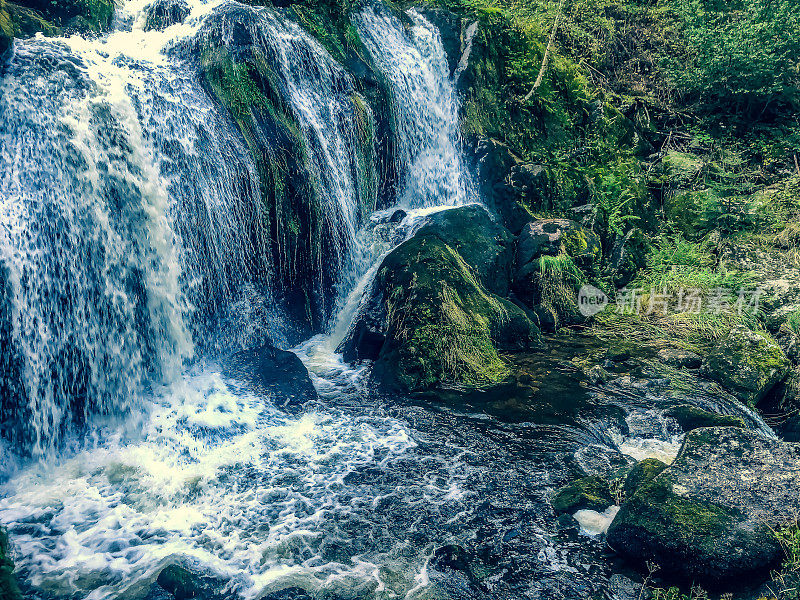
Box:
left=0, top=0, right=378, bottom=455
left=354, top=5, right=473, bottom=209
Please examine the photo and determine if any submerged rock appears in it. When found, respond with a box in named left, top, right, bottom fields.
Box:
left=225, top=344, right=317, bottom=409
left=607, top=427, right=800, bottom=587
left=154, top=564, right=226, bottom=600
left=700, top=326, right=789, bottom=405
left=340, top=205, right=541, bottom=392
left=551, top=476, right=613, bottom=514
left=144, top=0, right=190, bottom=31
left=0, top=528, right=21, bottom=600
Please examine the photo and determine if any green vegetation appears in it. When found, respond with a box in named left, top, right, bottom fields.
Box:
left=767, top=525, right=800, bottom=599
left=551, top=475, right=613, bottom=514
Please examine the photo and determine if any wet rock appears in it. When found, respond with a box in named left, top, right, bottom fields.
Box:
left=388, top=209, right=406, bottom=223
left=0, top=527, right=21, bottom=600
left=551, top=476, right=613, bottom=514
left=664, top=404, right=744, bottom=432
left=226, top=344, right=317, bottom=409
left=340, top=205, right=541, bottom=392
left=472, top=138, right=534, bottom=234
left=656, top=348, right=701, bottom=369
left=622, top=458, right=666, bottom=497
left=586, top=364, right=610, bottom=385
left=607, top=427, right=800, bottom=587
left=156, top=564, right=224, bottom=600
left=144, top=0, right=190, bottom=31
left=415, top=204, right=515, bottom=296
left=700, top=326, right=789, bottom=405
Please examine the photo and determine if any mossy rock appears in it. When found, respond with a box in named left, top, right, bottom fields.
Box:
left=608, top=427, right=800, bottom=588
left=700, top=326, right=789, bottom=405
left=551, top=475, right=613, bottom=514
left=0, top=0, right=114, bottom=48
left=0, top=528, right=21, bottom=600
left=665, top=404, right=744, bottom=432
left=341, top=206, right=541, bottom=392
left=622, top=458, right=667, bottom=497
left=607, top=477, right=778, bottom=587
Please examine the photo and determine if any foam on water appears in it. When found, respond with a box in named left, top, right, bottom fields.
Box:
left=0, top=367, right=419, bottom=599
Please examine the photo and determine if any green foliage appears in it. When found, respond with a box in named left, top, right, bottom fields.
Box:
left=665, top=0, right=800, bottom=121
left=637, top=235, right=753, bottom=296
left=767, top=524, right=800, bottom=599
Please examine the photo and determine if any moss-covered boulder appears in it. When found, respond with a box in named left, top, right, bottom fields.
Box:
left=664, top=404, right=744, bottom=432
left=0, top=528, right=20, bottom=600
left=700, top=326, right=789, bottom=405
left=143, top=0, right=189, bottom=31
left=551, top=476, right=613, bottom=514
left=340, top=205, right=541, bottom=392
left=607, top=427, right=800, bottom=587
left=512, top=219, right=600, bottom=330
left=622, top=458, right=667, bottom=497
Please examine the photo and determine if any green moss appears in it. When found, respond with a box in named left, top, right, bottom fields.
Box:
left=551, top=475, right=613, bottom=514
left=665, top=405, right=745, bottom=432
left=620, top=477, right=739, bottom=553
left=373, top=222, right=540, bottom=391
left=622, top=458, right=667, bottom=497
left=351, top=92, right=377, bottom=220
left=527, top=253, right=586, bottom=328
left=701, top=326, right=789, bottom=405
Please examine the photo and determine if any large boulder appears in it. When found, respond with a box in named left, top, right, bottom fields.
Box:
left=339, top=205, right=541, bottom=392
left=607, top=427, right=800, bottom=587
left=700, top=326, right=789, bottom=405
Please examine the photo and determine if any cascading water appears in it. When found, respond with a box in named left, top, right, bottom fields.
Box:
left=354, top=5, right=474, bottom=209
left=0, top=1, right=484, bottom=598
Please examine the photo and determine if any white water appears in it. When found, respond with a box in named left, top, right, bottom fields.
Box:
left=354, top=6, right=474, bottom=209
left=0, top=368, right=420, bottom=599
